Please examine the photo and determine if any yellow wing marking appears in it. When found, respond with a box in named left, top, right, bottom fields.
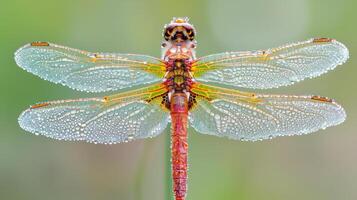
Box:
left=87, top=52, right=166, bottom=76
left=29, top=84, right=168, bottom=112
left=191, top=83, right=278, bottom=124
left=103, top=83, right=168, bottom=106
left=191, top=83, right=261, bottom=104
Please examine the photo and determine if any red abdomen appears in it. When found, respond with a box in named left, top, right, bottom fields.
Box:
left=170, top=93, right=188, bottom=200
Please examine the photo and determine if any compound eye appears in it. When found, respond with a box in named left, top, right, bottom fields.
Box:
left=186, top=29, right=195, bottom=40
left=164, top=32, right=170, bottom=40
left=166, top=27, right=174, bottom=34
left=164, top=28, right=174, bottom=40
left=161, top=42, right=167, bottom=48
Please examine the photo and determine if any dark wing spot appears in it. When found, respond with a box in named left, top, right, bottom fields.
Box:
left=30, top=102, right=50, bottom=109
left=311, top=95, right=333, bottom=103
left=30, top=42, right=50, bottom=46
left=313, top=38, right=333, bottom=43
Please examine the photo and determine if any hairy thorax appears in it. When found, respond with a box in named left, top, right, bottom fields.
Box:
left=164, top=58, right=194, bottom=92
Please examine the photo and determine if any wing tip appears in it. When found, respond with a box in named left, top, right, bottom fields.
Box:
left=14, top=44, right=28, bottom=67
left=310, top=95, right=347, bottom=126
left=14, top=42, right=47, bottom=70
left=14, top=42, right=51, bottom=55
left=17, top=103, right=88, bottom=142
left=336, top=41, right=350, bottom=66
left=311, top=37, right=349, bottom=65
left=332, top=101, right=347, bottom=126
left=330, top=39, right=349, bottom=66
left=18, top=108, right=36, bottom=135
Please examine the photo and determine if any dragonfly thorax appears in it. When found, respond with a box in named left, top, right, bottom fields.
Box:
left=163, top=57, right=196, bottom=111
left=164, top=59, right=193, bottom=91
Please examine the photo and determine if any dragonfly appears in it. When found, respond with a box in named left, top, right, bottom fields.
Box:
left=15, top=17, right=349, bottom=200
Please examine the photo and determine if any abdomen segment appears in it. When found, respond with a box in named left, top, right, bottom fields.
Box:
left=170, top=93, right=189, bottom=200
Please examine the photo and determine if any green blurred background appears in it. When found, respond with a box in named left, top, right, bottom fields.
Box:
left=1, top=0, right=356, bottom=200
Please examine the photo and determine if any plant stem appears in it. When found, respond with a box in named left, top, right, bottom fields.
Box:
left=134, top=143, right=149, bottom=200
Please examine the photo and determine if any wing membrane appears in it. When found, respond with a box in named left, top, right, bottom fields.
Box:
left=193, top=38, right=349, bottom=89
left=190, top=84, right=346, bottom=141
left=15, top=42, right=165, bottom=93
left=18, top=84, right=169, bottom=144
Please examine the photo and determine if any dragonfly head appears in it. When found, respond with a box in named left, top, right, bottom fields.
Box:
left=161, top=17, right=197, bottom=60
left=163, top=17, right=196, bottom=43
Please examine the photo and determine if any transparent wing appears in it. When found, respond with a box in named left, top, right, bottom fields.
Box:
left=190, top=84, right=346, bottom=141
left=18, top=84, right=169, bottom=144
left=15, top=42, right=165, bottom=93
left=193, top=38, right=349, bottom=89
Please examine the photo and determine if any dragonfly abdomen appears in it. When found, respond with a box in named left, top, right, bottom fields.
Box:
left=170, top=93, right=188, bottom=200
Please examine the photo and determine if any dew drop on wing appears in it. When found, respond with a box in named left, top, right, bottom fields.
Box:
left=127, top=133, right=135, bottom=142
left=289, top=76, right=299, bottom=82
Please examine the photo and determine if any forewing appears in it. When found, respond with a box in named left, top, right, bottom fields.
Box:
left=15, top=42, right=165, bottom=93
left=190, top=84, right=346, bottom=141
left=18, top=84, right=169, bottom=144
left=193, top=38, right=349, bottom=89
